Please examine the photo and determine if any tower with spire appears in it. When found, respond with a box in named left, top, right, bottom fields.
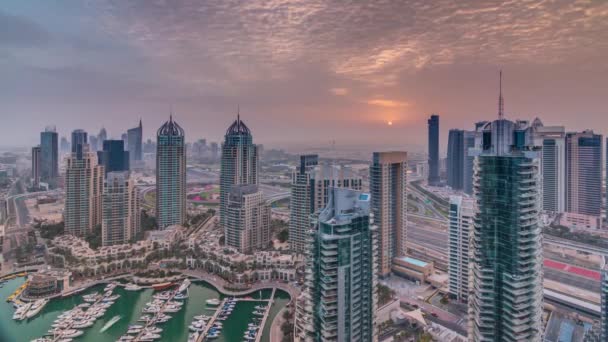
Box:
left=219, top=108, right=259, bottom=229
left=156, top=114, right=186, bottom=229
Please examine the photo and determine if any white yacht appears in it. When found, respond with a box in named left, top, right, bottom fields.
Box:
left=124, top=283, right=142, bottom=291
left=177, top=278, right=191, bottom=293
left=26, top=299, right=49, bottom=319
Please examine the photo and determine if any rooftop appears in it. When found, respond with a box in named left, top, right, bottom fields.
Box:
left=395, top=256, right=429, bottom=268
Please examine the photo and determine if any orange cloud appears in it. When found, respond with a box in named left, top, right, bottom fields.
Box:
left=330, top=88, right=349, bottom=96
left=366, top=99, right=409, bottom=108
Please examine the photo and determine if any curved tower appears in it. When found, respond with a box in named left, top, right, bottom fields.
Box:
left=156, top=115, right=186, bottom=229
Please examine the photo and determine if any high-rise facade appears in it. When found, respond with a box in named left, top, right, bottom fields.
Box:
left=531, top=119, right=566, bottom=213
left=469, top=117, right=543, bottom=341
left=97, top=140, right=130, bottom=175
left=71, top=129, right=88, bottom=159
left=64, top=146, right=104, bottom=237
left=225, top=184, right=270, bottom=254
left=370, top=151, right=407, bottom=277
left=565, top=130, right=602, bottom=217
left=289, top=156, right=363, bottom=253
left=463, top=130, right=478, bottom=195
left=40, top=127, right=59, bottom=184
left=98, top=127, right=107, bottom=146
left=31, top=146, right=41, bottom=188
left=220, top=115, right=258, bottom=228
left=428, top=114, right=440, bottom=186
left=128, top=119, right=143, bottom=163
left=156, top=116, right=186, bottom=229
left=601, top=261, right=608, bottom=341
left=102, top=171, right=140, bottom=246
left=447, top=129, right=465, bottom=190
left=448, top=195, right=474, bottom=303
left=297, top=187, right=377, bottom=342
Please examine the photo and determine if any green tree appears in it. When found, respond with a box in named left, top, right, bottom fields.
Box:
left=277, top=229, right=289, bottom=243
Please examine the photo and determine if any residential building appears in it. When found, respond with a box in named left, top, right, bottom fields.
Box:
left=97, top=140, right=129, bottom=175
left=469, top=115, right=543, bottom=341
left=531, top=119, right=566, bottom=213
left=565, top=130, right=602, bottom=217
left=32, top=145, right=41, bottom=188
left=102, top=171, right=140, bottom=246
left=447, top=129, right=465, bottom=190
left=40, top=127, right=58, bottom=184
left=156, top=115, right=186, bottom=229
left=601, top=260, right=608, bottom=341
left=428, top=114, right=440, bottom=186
left=448, top=195, right=474, bottom=303
left=289, top=155, right=363, bottom=253
left=64, top=145, right=104, bottom=237
left=297, top=187, right=378, bottom=342
left=463, top=130, right=477, bottom=195
left=225, top=184, right=270, bottom=254
left=127, top=119, right=143, bottom=163
left=220, top=115, right=259, bottom=228
left=369, top=151, right=407, bottom=277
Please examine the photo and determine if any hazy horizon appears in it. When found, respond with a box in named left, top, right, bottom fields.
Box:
left=2, top=1, right=607, bottom=148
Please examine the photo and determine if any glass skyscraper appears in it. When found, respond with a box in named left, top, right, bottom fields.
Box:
left=71, top=129, right=88, bottom=159
left=531, top=119, right=566, bottom=213
left=447, top=129, right=465, bottom=190
left=128, top=119, right=143, bottom=163
left=220, top=115, right=258, bottom=228
left=427, top=114, right=440, bottom=186
left=448, top=195, right=474, bottom=303
left=296, top=187, right=377, bottom=342
left=97, top=140, right=130, bottom=175
left=565, top=130, right=602, bottom=217
left=40, top=127, right=58, bottom=184
left=469, top=118, right=543, bottom=342
left=156, top=116, right=186, bottom=229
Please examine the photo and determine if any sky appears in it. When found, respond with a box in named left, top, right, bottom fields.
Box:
left=1, top=0, right=607, bottom=152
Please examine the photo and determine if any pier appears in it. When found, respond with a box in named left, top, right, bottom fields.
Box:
left=254, top=288, right=275, bottom=342
left=133, top=288, right=179, bottom=342
left=195, top=298, right=228, bottom=342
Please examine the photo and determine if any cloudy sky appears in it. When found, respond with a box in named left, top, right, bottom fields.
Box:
left=1, top=0, right=607, bottom=152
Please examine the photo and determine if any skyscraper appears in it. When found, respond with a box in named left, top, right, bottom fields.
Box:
left=64, top=145, right=104, bottom=237
left=469, top=75, right=543, bottom=341
left=89, top=135, right=99, bottom=152
left=565, top=130, right=602, bottom=217
left=601, top=260, right=608, bottom=341
left=220, top=115, right=258, bottom=228
left=98, top=127, right=107, bottom=145
left=40, top=127, right=58, bottom=184
left=128, top=119, right=143, bottom=163
left=428, top=114, right=440, bottom=186
left=297, top=187, right=377, bottom=342
left=71, top=129, right=88, bottom=159
left=60, top=136, right=70, bottom=154
left=225, top=184, right=270, bottom=254
left=102, top=171, right=140, bottom=246
left=156, top=115, right=186, bottom=229
left=447, top=129, right=465, bottom=190
left=448, top=195, right=474, bottom=303
left=369, top=151, right=407, bottom=277
left=289, top=156, right=363, bottom=253
left=97, top=140, right=130, bottom=175
left=463, top=129, right=479, bottom=195
left=31, top=146, right=41, bottom=188
left=531, top=119, right=566, bottom=213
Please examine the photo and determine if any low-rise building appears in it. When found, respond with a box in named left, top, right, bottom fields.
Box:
left=392, top=256, right=434, bottom=284
left=24, top=268, right=72, bottom=299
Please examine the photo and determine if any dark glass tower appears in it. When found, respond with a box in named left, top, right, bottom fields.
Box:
left=219, top=115, right=258, bottom=228
left=565, top=130, right=602, bottom=217
left=427, top=114, right=440, bottom=185
left=40, top=127, right=58, bottom=184
left=447, top=129, right=465, bottom=190
left=71, top=129, right=88, bottom=160
left=156, top=116, right=186, bottom=229
left=97, top=140, right=130, bottom=175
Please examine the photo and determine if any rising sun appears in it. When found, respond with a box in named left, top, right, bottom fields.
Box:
left=387, top=121, right=393, bottom=126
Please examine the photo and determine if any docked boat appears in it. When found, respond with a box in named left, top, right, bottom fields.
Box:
left=117, top=335, right=135, bottom=341
left=26, top=298, right=49, bottom=319
left=139, top=333, right=161, bottom=341
left=194, top=315, right=210, bottom=321
left=253, top=310, right=265, bottom=316
left=206, top=298, right=221, bottom=306
left=254, top=305, right=267, bottom=310
left=104, top=283, right=117, bottom=292
left=206, top=331, right=220, bottom=339
left=153, top=292, right=171, bottom=300
left=144, top=326, right=162, bottom=334
left=174, top=292, right=188, bottom=300
left=151, top=282, right=173, bottom=291
left=188, top=332, right=199, bottom=342
left=60, top=330, right=83, bottom=338
left=124, top=283, right=142, bottom=291
left=177, top=278, right=191, bottom=293
left=13, top=302, right=32, bottom=320
left=126, top=328, right=142, bottom=334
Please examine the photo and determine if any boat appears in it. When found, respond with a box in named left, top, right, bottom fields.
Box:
left=60, top=330, right=84, bottom=338
left=139, top=333, right=161, bottom=341
left=151, top=282, right=173, bottom=291
left=117, top=335, right=135, bottom=341
left=153, top=292, right=171, bottom=300
left=72, top=320, right=94, bottom=329
left=206, top=298, right=221, bottom=306
left=177, top=278, right=191, bottom=293
left=144, top=326, right=162, bottom=334
left=189, top=325, right=204, bottom=332
left=124, top=283, right=142, bottom=291
left=206, top=331, right=220, bottom=339
left=26, top=298, right=49, bottom=319
left=100, top=315, right=121, bottom=332
left=253, top=310, right=265, bottom=316
left=103, top=294, right=120, bottom=302
left=194, top=315, right=210, bottom=321
left=13, top=302, right=32, bottom=320
left=30, top=338, right=52, bottom=342
left=126, top=328, right=142, bottom=334
left=254, top=305, right=267, bottom=310
left=104, top=283, right=117, bottom=292
left=174, top=293, right=188, bottom=300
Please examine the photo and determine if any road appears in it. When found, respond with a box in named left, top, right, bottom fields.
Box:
left=408, top=223, right=448, bottom=253
left=543, top=268, right=600, bottom=293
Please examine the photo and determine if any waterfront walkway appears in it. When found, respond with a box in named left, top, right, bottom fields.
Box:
left=255, top=288, right=275, bottom=342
